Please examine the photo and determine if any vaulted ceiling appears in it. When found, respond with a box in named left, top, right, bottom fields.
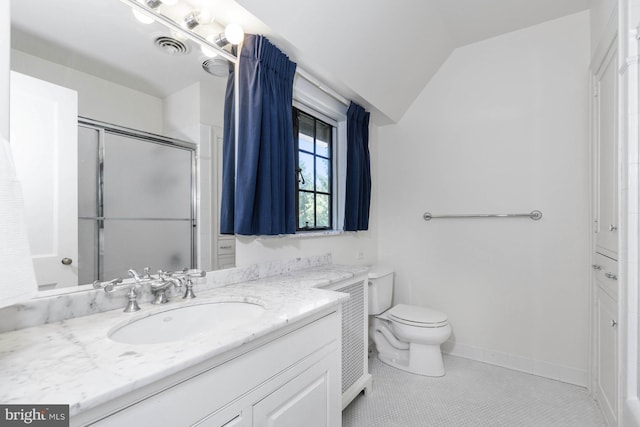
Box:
left=12, top=0, right=591, bottom=125
left=234, top=0, right=591, bottom=124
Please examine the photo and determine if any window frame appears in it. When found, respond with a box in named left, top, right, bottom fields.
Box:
left=293, top=105, right=337, bottom=232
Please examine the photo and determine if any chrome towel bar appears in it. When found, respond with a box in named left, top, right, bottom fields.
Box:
left=423, top=210, right=542, bottom=221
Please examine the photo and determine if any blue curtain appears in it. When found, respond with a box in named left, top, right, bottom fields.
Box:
left=221, top=34, right=297, bottom=236
left=344, top=102, right=371, bottom=231
left=220, top=58, right=236, bottom=234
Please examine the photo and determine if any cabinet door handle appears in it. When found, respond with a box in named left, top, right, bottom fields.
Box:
left=611, top=320, right=617, bottom=328
left=609, top=224, right=617, bottom=232
left=605, top=272, right=618, bottom=280
left=592, top=264, right=602, bottom=270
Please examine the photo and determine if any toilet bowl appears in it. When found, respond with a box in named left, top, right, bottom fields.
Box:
left=371, top=304, right=451, bottom=376
left=368, top=267, right=451, bottom=377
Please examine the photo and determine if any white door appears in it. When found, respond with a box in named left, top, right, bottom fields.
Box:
left=9, top=72, right=79, bottom=289
left=594, top=46, right=618, bottom=259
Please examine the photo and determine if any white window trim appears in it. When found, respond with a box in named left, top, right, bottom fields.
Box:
left=292, top=86, right=347, bottom=235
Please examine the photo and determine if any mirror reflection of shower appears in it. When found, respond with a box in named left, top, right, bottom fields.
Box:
left=9, top=0, right=236, bottom=291
left=78, top=120, right=196, bottom=286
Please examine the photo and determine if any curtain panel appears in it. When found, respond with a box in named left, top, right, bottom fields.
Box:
left=220, top=35, right=298, bottom=236
left=220, top=58, right=236, bottom=235
left=344, top=101, right=371, bottom=231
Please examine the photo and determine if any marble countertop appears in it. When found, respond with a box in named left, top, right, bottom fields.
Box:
left=0, top=264, right=367, bottom=417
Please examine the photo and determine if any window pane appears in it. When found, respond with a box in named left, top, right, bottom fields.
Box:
left=298, top=114, right=314, bottom=152
left=299, top=192, right=315, bottom=229
left=316, top=194, right=330, bottom=228
left=298, top=132, right=314, bottom=153
left=316, top=122, right=330, bottom=157
left=316, top=157, right=330, bottom=192
left=298, top=152, right=314, bottom=191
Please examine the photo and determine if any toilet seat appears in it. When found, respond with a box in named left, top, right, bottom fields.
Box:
left=387, top=304, right=448, bottom=328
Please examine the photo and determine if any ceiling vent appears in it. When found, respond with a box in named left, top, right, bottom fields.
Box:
left=202, top=58, right=229, bottom=77
left=153, top=36, right=189, bottom=55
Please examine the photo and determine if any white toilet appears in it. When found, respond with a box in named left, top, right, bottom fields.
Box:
left=368, top=267, right=451, bottom=377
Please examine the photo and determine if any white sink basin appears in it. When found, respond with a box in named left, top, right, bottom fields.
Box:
left=109, top=301, right=266, bottom=345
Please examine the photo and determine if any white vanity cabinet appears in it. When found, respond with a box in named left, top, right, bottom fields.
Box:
left=76, top=309, right=341, bottom=427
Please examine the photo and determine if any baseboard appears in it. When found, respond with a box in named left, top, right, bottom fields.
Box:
left=442, top=340, right=588, bottom=387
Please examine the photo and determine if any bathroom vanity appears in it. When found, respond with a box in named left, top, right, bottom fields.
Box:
left=80, top=308, right=341, bottom=426
left=0, top=258, right=366, bottom=427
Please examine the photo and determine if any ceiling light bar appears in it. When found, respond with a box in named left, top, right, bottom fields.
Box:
left=120, top=0, right=238, bottom=63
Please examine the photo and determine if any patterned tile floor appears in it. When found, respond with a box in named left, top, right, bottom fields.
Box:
left=343, top=354, right=605, bottom=427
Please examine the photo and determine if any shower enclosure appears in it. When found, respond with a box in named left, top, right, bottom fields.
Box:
left=78, top=120, right=196, bottom=284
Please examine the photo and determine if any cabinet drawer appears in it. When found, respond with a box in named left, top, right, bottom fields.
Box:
left=217, top=255, right=236, bottom=269
left=593, top=253, right=618, bottom=301
left=217, top=239, right=236, bottom=255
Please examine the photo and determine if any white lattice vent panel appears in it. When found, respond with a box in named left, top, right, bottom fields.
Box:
left=338, top=281, right=365, bottom=393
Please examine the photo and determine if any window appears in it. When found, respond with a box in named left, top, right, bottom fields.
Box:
left=294, top=107, right=334, bottom=231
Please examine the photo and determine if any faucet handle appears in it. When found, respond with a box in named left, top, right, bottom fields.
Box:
left=127, top=269, right=141, bottom=281
left=93, top=277, right=124, bottom=293
left=128, top=267, right=153, bottom=282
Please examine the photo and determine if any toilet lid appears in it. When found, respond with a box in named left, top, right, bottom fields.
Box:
left=387, top=304, right=448, bottom=326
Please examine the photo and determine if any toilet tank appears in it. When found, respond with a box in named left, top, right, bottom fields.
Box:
left=368, top=267, right=394, bottom=315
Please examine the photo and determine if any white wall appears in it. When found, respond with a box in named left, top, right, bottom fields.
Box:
left=164, top=82, right=201, bottom=142
left=377, top=12, right=591, bottom=385
left=589, top=0, right=617, bottom=58
left=200, top=78, right=227, bottom=129
left=10, top=50, right=163, bottom=134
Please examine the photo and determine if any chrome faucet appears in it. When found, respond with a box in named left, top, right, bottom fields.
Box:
left=93, top=277, right=141, bottom=313
left=128, top=267, right=152, bottom=282
left=150, top=271, right=184, bottom=304
left=172, top=268, right=206, bottom=299
left=93, top=267, right=206, bottom=312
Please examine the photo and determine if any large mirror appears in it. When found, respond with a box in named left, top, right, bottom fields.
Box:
left=9, top=0, right=236, bottom=293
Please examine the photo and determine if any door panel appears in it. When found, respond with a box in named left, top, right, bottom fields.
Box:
left=10, top=71, right=78, bottom=289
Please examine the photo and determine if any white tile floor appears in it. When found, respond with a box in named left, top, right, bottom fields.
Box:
left=343, top=354, right=605, bottom=427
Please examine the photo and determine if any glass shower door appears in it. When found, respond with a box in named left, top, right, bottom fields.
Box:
left=78, top=123, right=195, bottom=283
left=102, top=131, right=194, bottom=280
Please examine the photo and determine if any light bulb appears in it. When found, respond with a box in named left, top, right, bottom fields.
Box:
left=201, top=35, right=219, bottom=58
left=224, top=23, right=244, bottom=45
left=183, top=9, right=212, bottom=29
left=132, top=8, right=154, bottom=24
left=198, top=9, right=213, bottom=24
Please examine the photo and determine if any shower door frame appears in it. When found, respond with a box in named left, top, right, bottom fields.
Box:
left=78, top=117, right=197, bottom=281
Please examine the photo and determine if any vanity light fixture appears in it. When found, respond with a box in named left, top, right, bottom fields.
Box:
left=201, top=23, right=244, bottom=57
left=132, top=0, right=160, bottom=24
left=201, top=34, right=219, bottom=58
left=211, top=23, right=245, bottom=47
left=223, top=23, right=245, bottom=45
left=132, top=0, right=180, bottom=24
left=124, top=0, right=241, bottom=63
left=183, top=9, right=213, bottom=29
